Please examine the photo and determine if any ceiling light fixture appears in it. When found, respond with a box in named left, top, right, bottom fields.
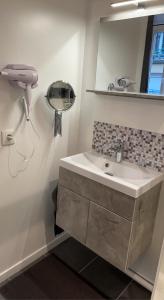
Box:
left=110, top=0, right=150, bottom=8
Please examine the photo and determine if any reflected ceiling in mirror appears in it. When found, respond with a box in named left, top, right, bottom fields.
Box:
left=95, top=13, right=164, bottom=97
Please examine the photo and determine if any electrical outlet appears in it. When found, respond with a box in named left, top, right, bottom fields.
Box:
left=1, top=130, right=15, bottom=146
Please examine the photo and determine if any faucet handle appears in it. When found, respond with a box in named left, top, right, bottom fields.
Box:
left=114, top=141, right=124, bottom=151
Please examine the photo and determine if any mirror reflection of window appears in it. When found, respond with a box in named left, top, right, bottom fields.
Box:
left=146, top=15, right=164, bottom=95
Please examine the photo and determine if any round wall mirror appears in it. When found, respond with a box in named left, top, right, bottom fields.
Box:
left=46, top=81, right=76, bottom=136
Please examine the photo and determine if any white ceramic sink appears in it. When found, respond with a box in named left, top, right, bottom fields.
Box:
left=60, top=151, right=164, bottom=198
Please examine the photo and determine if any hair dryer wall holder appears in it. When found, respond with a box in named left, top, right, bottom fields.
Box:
left=0, top=64, right=38, bottom=121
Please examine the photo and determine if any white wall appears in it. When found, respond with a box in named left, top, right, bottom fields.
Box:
left=0, top=0, right=87, bottom=279
left=79, top=0, right=164, bottom=279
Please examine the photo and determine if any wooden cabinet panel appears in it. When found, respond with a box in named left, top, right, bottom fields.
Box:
left=86, top=203, right=131, bottom=271
left=56, top=185, right=89, bottom=243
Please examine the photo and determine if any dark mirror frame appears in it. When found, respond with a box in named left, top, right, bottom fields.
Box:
left=140, top=16, right=154, bottom=93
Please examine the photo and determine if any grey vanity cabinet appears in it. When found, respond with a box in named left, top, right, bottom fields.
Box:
left=56, top=167, right=161, bottom=272
left=59, top=167, right=135, bottom=220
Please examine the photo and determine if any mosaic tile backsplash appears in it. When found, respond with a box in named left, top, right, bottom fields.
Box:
left=92, top=121, right=164, bottom=172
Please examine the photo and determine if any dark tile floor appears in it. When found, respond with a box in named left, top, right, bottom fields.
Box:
left=0, top=237, right=152, bottom=300
left=52, top=238, right=152, bottom=300
left=0, top=255, right=103, bottom=300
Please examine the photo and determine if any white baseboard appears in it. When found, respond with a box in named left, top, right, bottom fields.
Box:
left=0, top=233, right=69, bottom=285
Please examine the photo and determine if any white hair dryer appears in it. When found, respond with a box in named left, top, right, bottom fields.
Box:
left=108, top=76, right=135, bottom=92
left=0, top=64, right=38, bottom=120
left=116, top=76, right=136, bottom=91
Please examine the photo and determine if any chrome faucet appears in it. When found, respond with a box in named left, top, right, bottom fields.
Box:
left=114, top=142, right=124, bottom=163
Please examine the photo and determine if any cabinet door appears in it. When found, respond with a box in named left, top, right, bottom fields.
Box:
left=56, top=185, right=89, bottom=243
left=86, top=203, right=131, bottom=271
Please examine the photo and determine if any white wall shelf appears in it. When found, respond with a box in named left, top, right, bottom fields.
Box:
left=87, top=89, right=164, bottom=101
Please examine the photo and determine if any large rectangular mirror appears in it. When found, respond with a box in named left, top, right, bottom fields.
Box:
left=95, top=13, right=164, bottom=97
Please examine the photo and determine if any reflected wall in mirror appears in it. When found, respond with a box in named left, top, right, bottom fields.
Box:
left=96, top=14, right=164, bottom=96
